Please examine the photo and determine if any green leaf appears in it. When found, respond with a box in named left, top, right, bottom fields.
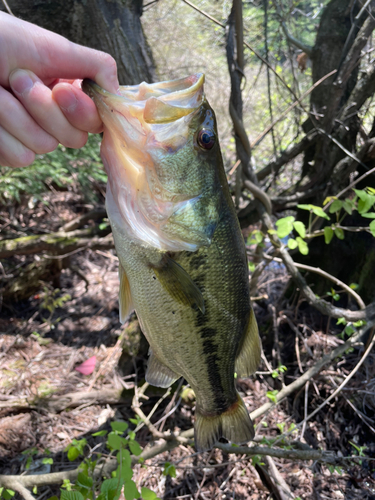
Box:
left=67, top=447, right=81, bottom=461
left=76, top=473, right=93, bottom=490
left=42, top=458, right=53, bottom=465
left=293, top=221, right=306, bottom=238
left=129, top=440, right=142, bottom=456
left=354, top=189, right=375, bottom=214
left=361, top=212, right=375, bottom=218
left=334, top=227, right=345, bottom=240
left=370, top=220, right=375, bottom=237
left=92, top=430, right=108, bottom=437
left=297, top=204, right=330, bottom=220
left=342, top=200, right=353, bottom=215
left=329, top=200, right=343, bottom=213
left=254, top=231, right=264, bottom=243
left=101, top=479, right=124, bottom=500
left=163, top=462, right=176, bottom=478
left=111, top=421, right=129, bottom=433
left=266, top=390, right=278, bottom=404
left=324, top=226, right=334, bottom=244
left=140, top=488, right=158, bottom=500
left=287, top=238, right=298, bottom=249
left=108, top=432, right=126, bottom=451
left=349, top=283, right=359, bottom=290
left=296, top=237, right=309, bottom=255
left=61, top=491, right=85, bottom=500
left=336, top=317, right=347, bottom=325
left=123, top=480, right=140, bottom=500
left=2, top=491, right=15, bottom=500
left=311, top=206, right=330, bottom=220
left=275, top=216, right=295, bottom=238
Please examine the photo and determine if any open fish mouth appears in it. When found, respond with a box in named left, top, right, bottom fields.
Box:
left=82, top=74, right=210, bottom=252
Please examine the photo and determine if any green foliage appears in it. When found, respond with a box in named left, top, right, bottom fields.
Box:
left=54, top=420, right=160, bottom=500
left=0, top=489, right=15, bottom=500
left=0, top=134, right=105, bottom=205
left=271, top=364, right=287, bottom=379
left=266, top=390, right=279, bottom=404
left=162, top=462, right=176, bottom=478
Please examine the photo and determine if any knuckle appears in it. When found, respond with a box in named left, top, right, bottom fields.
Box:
left=14, top=149, right=35, bottom=168
left=62, top=131, right=88, bottom=149
left=34, top=136, right=59, bottom=155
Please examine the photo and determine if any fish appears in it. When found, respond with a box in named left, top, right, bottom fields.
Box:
left=82, top=74, right=261, bottom=451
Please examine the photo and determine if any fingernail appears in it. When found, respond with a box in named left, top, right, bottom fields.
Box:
left=10, top=69, right=34, bottom=95
left=54, top=89, right=78, bottom=113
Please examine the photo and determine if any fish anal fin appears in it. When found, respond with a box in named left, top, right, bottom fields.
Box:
left=119, top=263, right=134, bottom=324
left=146, top=352, right=180, bottom=388
left=194, top=393, right=254, bottom=452
left=235, top=308, right=261, bottom=378
left=151, top=254, right=205, bottom=313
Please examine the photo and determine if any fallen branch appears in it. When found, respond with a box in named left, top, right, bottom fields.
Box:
left=0, top=228, right=113, bottom=259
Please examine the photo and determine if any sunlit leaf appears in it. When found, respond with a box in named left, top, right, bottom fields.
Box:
left=293, top=221, right=306, bottom=238
left=287, top=238, right=298, bottom=250
left=296, top=237, right=309, bottom=255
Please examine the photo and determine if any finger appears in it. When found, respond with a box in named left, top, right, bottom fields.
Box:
left=52, top=82, right=103, bottom=133
left=0, top=85, right=59, bottom=154
left=0, top=124, right=35, bottom=168
left=10, top=69, right=88, bottom=149
left=2, top=13, right=119, bottom=93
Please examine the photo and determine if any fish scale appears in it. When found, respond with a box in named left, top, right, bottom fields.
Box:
left=83, top=73, right=261, bottom=451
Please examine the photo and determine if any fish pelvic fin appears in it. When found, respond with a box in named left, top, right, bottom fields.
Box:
left=146, top=352, right=180, bottom=388
left=235, top=308, right=261, bottom=378
left=119, top=263, right=134, bottom=324
left=151, top=254, right=205, bottom=313
left=194, top=393, right=254, bottom=452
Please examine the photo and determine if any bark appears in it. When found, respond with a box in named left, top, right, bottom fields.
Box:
left=0, top=0, right=156, bottom=85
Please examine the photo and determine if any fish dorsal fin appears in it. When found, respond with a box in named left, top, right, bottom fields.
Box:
left=146, top=351, right=180, bottom=388
left=151, top=255, right=205, bottom=314
left=118, top=263, right=134, bottom=323
left=235, top=308, right=261, bottom=378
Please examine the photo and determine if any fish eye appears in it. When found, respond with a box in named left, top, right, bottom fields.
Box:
left=197, top=128, right=215, bottom=150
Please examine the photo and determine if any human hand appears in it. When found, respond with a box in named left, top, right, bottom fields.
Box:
left=0, top=11, right=119, bottom=168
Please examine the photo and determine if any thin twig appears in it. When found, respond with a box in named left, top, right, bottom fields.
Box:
left=298, top=327, right=375, bottom=426
left=262, top=254, right=366, bottom=310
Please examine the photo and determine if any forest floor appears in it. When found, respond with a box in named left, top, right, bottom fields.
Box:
left=1, top=187, right=375, bottom=500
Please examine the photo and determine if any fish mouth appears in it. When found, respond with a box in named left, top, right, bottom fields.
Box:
left=83, top=74, right=208, bottom=252
left=82, top=73, right=204, bottom=124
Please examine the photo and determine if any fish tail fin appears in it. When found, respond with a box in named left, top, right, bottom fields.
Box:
left=194, top=393, right=254, bottom=452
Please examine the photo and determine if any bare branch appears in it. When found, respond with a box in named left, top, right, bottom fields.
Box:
left=256, top=131, right=318, bottom=181
left=272, top=1, right=312, bottom=56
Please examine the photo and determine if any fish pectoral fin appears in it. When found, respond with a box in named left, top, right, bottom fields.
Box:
left=146, top=352, right=180, bottom=388
left=235, top=308, right=261, bottom=378
left=151, top=255, right=205, bottom=314
left=118, top=263, right=134, bottom=323
left=194, top=393, right=254, bottom=452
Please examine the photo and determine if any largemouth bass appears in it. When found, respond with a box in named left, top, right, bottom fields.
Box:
left=83, top=74, right=261, bottom=451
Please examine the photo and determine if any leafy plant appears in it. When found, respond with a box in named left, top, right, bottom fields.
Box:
left=0, top=134, right=105, bottom=205
left=55, top=420, right=161, bottom=500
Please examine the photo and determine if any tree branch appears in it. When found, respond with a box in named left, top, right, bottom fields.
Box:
left=0, top=229, right=113, bottom=259
left=272, top=1, right=312, bottom=56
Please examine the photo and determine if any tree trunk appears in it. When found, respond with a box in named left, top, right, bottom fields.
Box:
left=296, top=0, right=375, bottom=305
left=0, top=0, right=156, bottom=85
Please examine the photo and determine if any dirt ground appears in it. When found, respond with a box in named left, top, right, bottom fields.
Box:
left=1, top=189, right=375, bottom=500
